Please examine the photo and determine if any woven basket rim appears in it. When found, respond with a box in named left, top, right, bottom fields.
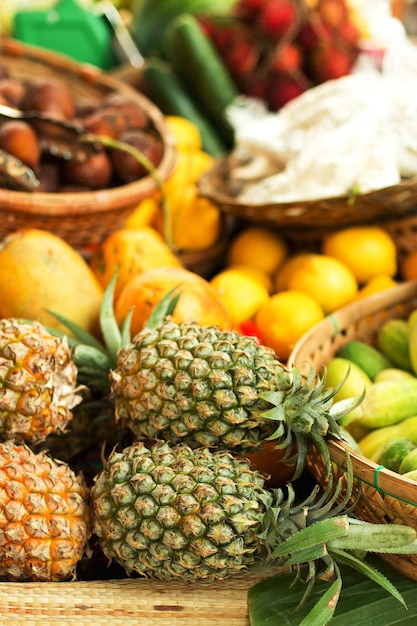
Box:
left=326, top=438, right=417, bottom=507
left=198, top=154, right=417, bottom=229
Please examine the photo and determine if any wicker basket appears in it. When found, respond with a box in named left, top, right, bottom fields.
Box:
left=0, top=37, right=177, bottom=249
left=198, top=155, right=417, bottom=240
left=288, top=280, right=417, bottom=582
left=0, top=566, right=287, bottom=625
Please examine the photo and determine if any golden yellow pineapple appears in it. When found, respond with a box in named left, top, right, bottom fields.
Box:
left=0, top=441, right=91, bottom=581
left=0, top=318, right=83, bottom=444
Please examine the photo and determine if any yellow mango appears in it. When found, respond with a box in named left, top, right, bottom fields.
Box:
left=0, top=228, right=103, bottom=335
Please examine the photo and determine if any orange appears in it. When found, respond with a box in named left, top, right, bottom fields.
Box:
left=286, top=253, right=358, bottom=314
left=356, top=274, right=398, bottom=299
left=115, top=266, right=232, bottom=336
left=400, top=249, right=417, bottom=281
left=254, top=290, right=325, bottom=361
left=227, top=227, right=289, bottom=277
left=210, top=268, right=270, bottom=328
left=322, top=226, right=398, bottom=284
left=245, top=441, right=296, bottom=487
left=89, top=226, right=182, bottom=302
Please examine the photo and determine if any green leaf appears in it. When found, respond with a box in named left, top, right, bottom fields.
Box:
left=99, top=272, right=123, bottom=366
left=145, top=286, right=181, bottom=329
left=329, top=549, right=406, bottom=608
left=273, top=517, right=349, bottom=559
left=44, top=310, right=105, bottom=353
left=328, top=523, right=417, bottom=552
left=248, top=557, right=416, bottom=626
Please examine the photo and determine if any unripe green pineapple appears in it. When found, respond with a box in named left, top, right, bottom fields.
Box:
left=110, top=318, right=345, bottom=478
left=0, top=318, right=83, bottom=444
left=92, top=440, right=271, bottom=581
left=0, top=441, right=91, bottom=581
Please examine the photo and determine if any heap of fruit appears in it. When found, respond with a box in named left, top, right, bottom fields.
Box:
left=0, top=69, right=164, bottom=192
left=0, top=222, right=412, bottom=613
left=200, top=0, right=364, bottom=110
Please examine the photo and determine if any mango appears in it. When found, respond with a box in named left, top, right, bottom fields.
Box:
left=0, top=228, right=103, bottom=335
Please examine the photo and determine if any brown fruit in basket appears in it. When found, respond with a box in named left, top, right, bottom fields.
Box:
left=62, top=149, right=113, bottom=190
left=0, top=228, right=104, bottom=335
left=20, top=77, right=76, bottom=120
left=111, top=129, right=164, bottom=183
left=101, top=92, right=150, bottom=130
left=0, top=78, right=25, bottom=107
left=0, top=120, right=41, bottom=169
left=82, top=109, right=128, bottom=139
left=37, top=161, right=61, bottom=192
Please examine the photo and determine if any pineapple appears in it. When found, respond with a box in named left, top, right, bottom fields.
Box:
left=92, top=438, right=414, bottom=588
left=110, top=318, right=346, bottom=478
left=0, top=441, right=91, bottom=581
left=52, top=275, right=349, bottom=480
left=0, top=318, right=83, bottom=444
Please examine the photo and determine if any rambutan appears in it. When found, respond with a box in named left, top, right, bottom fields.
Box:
left=270, top=42, right=303, bottom=73
left=317, top=0, right=349, bottom=30
left=309, top=44, right=356, bottom=83
left=258, top=0, right=298, bottom=40
left=268, top=72, right=307, bottom=110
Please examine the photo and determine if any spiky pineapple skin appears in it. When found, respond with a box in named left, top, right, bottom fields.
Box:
left=0, top=318, right=82, bottom=444
left=0, top=441, right=91, bottom=581
left=92, top=440, right=271, bottom=581
left=110, top=319, right=292, bottom=451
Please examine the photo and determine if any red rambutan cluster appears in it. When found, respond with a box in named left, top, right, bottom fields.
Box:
left=200, top=0, right=361, bottom=111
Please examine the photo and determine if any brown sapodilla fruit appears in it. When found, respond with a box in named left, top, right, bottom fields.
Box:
left=111, top=129, right=163, bottom=184
left=20, top=77, right=76, bottom=120
left=0, top=120, right=41, bottom=169
left=62, top=149, right=113, bottom=190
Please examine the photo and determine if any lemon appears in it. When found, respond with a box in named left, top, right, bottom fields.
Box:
left=227, top=227, right=289, bottom=277
left=274, top=252, right=311, bottom=292
left=254, top=290, right=325, bottom=361
left=356, top=274, right=398, bottom=300
left=210, top=268, right=270, bottom=327
left=228, top=264, right=274, bottom=292
left=287, top=253, right=358, bottom=314
left=322, top=226, right=398, bottom=284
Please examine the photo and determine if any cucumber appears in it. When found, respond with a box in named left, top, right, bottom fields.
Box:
left=141, top=58, right=228, bottom=156
left=165, top=13, right=238, bottom=148
left=357, top=377, right=417, bottom=429
left=377, top=318, right=413, bottom=373
left=408, top=309, right=417, bottom=376
left=359, top=423, right=402, bottom=459
left=375, top=437, right=417, bottom=473
left=374, top=367, right=416, bottom=383
left=399, top=447, right=417, bottom=474
left=337, top=340, right=392, bottom=381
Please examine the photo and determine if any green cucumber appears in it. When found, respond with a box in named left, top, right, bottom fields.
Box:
left=399, top=447, right=417, bottom=474
left=375, top=437, right=417, bottom=473
left=140, top=58, right=227, bottom=156
left=376, top=318, right=413, bottom=373
left=357, top=377, right=417, bottom=429
left=337, top=340, right=393, bottom=381
left=165, top=13, right=238, bottom=148
left=408, top=309, right=417, bottom=376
